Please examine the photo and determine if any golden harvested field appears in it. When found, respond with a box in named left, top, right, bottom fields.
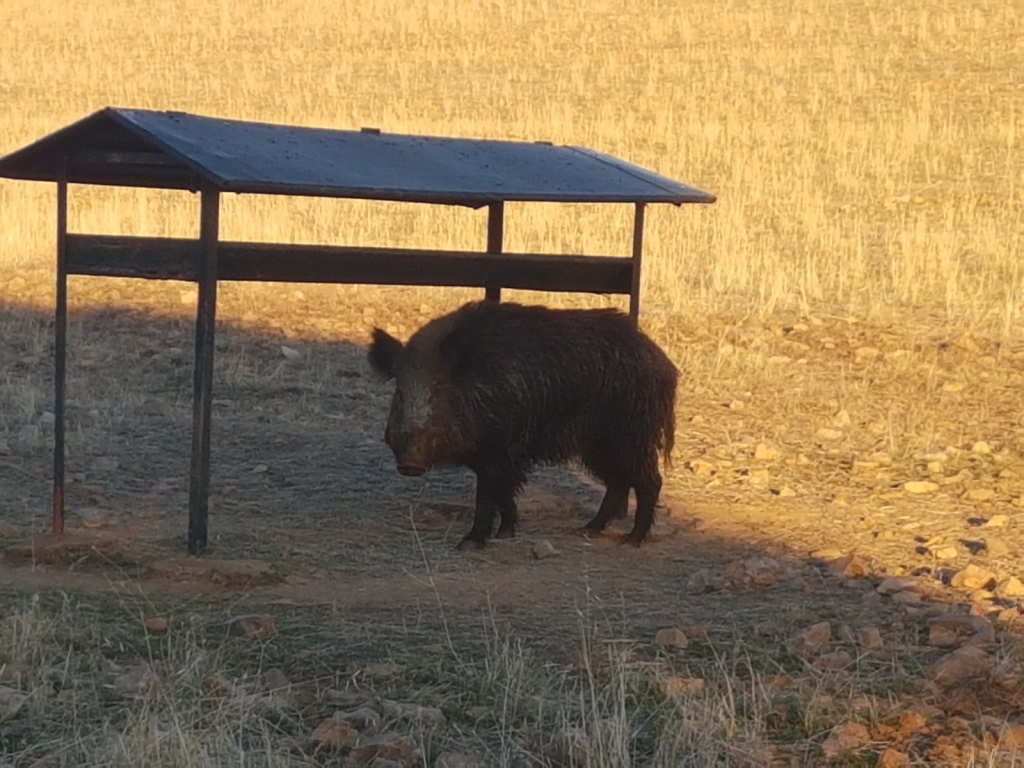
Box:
left=1, top=0, right=1024, bottom=765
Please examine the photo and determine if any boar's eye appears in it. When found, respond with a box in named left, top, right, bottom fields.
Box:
left=438, top=325, right=480, bottom=381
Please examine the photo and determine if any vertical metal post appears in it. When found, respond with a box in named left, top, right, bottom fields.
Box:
left=485, top=201, right=504, bottom=301
left=629, top=203, right=646, bottom=323
left=187, top=182, right=220, bottom=554
left=52, top=160, right=68, bottom=534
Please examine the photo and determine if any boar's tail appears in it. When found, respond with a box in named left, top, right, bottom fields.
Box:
left=660, top=410, right=675, bottom=471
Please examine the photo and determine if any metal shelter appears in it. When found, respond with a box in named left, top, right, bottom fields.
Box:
left=0, top=107, right=716, bottom=554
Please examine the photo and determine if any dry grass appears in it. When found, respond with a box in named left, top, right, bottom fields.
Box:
left=0, top=0, right=1021, bottom=331
left=6, top=584, right=1017, bottom=767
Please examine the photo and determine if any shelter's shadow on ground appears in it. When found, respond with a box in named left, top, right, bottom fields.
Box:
left=0, top=298, right=1020, bottom=727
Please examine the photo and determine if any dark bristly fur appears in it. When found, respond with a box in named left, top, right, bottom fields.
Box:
left=368, top=300, right=678, bottom=549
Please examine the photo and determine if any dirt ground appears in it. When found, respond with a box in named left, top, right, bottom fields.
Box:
left=2, top=277, right=1024, bottom=765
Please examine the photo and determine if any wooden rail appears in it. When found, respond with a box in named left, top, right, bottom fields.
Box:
left=65, top=234, right=635, bottom=296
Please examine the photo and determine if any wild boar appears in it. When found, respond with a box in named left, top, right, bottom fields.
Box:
left=368, top=300, right=677, bottom=549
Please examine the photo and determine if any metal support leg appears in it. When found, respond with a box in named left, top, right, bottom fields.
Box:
left=485, top=201, right=504, bottom=301
left=187, top=183, right=220, bottom=554
left=52, top=162, right=68, bottom=534
left=629, top=203, right=646, bottom=323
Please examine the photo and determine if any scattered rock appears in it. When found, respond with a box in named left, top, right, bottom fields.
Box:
left=984, top=537, right=1010, bottom=557
left=264, top=668, right=291, bottom=693
left=891, top=590, right=923, bottom=605
left=854, top=347, right=880, bottom=362
left=0, top=521, right=19, bottom=538
left=857, top=627, right=884, bottom=650
left=815, top=650, right=853, bottom=670
left=754, top=443, right=778, bottom=461
left=877, top=576, right=921, bottom=596
left=723, top=557, right=780, bottom=589
left=660, top=676, right=705, bottom=697
left=877, top=747, right=910, bottom=768
left=776, top=485, right=797, bottom=498
left=743, top=556, right=780, bottom=587
left=904, top=481, right=939, bottom=494
left=950, top=565, right=997, bottom=591
left=0, top=685, right=27, bottom=720
left=997, top=607, right=1021, bottom=625
left=78, top=507, right=114, bottom=528
left=749, top=468, right=770, bottom=486
left=832, top=409, right=851, bottom=427
left=109, top=663, right=158, bottom=698
left=687, top=569, right=712, bottom=594
left=984, top=514, right=1009, bottom=528
left=966, top=488, right=996, bottom=502
left=993, top=723, right=1024, bottom=749
left=532, top=540, right=559, bottom=560
left=828, top=554, right=872, bottom=579
left=201, top=676, right=243, bottom=698
left=143, top=617, right=168, bottom=634
left=811, top=547, right=844, bottom=560
left=788, top=621, right=831, bottom=657
left=972, top=441, right=993, bottom=455
left=227, top=614, right=277, bottom=641
left=310, top=716, right=360, bottom=751
left=927, top=615, right=994, bottom=648
left=338, top=706, right=381, bottom=731
left=381, top=699, right=446, bottom=728
left=280, top=345, right=302, bottom=361
left=821, top=721, right=870, bottom=758
left=815, top=428, right=844, bottom=442
left=687, top=459, right=715, bottom=476
left=898, top=709, right=928, bottom=738
left=930, top=545, right=959, bottom=560
left=997, top=577, right=1024, bottom=598
left=906, top=703, right=945, bottom=721
left=926, top=646, right=991, bottom=687
left=654, top=627, right=689, bottom=650
left=345, top=733, right=420, bottom=767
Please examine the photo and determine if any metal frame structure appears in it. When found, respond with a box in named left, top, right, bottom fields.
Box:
left=0, top=108, right=715, bottom=554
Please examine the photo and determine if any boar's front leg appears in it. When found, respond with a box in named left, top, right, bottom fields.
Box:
left=459, top=459, right=522, bottom=550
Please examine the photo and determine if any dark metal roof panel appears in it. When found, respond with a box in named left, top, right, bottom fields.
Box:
left=0, top=107, right=716, bottom=206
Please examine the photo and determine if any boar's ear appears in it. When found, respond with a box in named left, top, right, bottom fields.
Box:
left=368, top=328, right=403, bottom=380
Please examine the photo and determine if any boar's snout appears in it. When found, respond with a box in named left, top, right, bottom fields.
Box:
left=383, top=425, right=428, bottom=477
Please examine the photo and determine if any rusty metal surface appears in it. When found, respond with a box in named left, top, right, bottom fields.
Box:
left=0, top=108, right=717, bottom=206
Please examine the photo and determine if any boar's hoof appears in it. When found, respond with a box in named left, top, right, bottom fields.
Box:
left=621, top=531, right=647, bottom=548
left=494, top=527, right=515, bottom=540
left=457, top=536, right=488, bottom=551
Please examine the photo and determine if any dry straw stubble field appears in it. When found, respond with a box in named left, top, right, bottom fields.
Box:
left=1, top=0, right=1024, bottom=765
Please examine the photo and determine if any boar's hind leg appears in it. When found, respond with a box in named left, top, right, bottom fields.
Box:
left=583, top=480, right=630, bottom=533
left=623, top=470, right=662, bottom=547
left=459, top=465, right=522, bottom=550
